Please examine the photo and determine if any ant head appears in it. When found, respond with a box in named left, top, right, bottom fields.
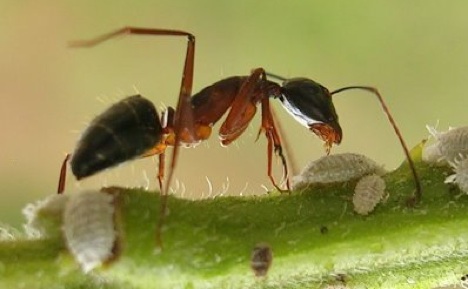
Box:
left=277, top=77, right=342, bottom=151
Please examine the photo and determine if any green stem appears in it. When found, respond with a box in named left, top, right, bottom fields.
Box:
left=0, top=158, right=467, bottom=289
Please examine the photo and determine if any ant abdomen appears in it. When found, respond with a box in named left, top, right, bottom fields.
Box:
left=71, top=95, right=163, bottom=180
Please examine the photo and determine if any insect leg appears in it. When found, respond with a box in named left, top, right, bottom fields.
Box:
left=260, top=97, right=291, bottom=192
left=70, top=26, right=196, bottom=247
left=219, top=68, right=290, bottom=191
left=57, top=154, right=71, bottom=194
left=160, top=31, right=195, bottom=249
left=218, top=70, right=262, bottom=145
left=69, top=27, right=195, bottom=48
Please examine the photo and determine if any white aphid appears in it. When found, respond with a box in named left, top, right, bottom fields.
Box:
left=445, top=156, right=468, bottom=193
left=63, top=190, right=117, bottom=273
left=353, top=174, right=386, bottom=215
left=292, top=153, right=386, bottom=190
left=423, top=125, right=468, bottom=164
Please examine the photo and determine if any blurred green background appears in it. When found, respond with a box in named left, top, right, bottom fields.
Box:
left=1, top=1, right=467, bottom=228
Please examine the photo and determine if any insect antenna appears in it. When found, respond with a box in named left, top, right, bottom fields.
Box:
left=331, top=86, right=422, bottom=203
left=265, top=72, right=288, bottom=82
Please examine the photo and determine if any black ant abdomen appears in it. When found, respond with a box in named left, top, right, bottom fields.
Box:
left=71, top=95, right=163, bottom=180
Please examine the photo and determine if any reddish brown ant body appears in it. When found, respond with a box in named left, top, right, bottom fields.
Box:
left=58, top=27, right=421, bottom=246
left=59, top=27, right=343, bottom=194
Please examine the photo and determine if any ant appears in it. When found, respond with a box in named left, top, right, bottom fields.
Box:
left=58, top=27, right=421, bottom=246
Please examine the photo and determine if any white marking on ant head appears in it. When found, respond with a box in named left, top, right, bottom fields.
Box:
left=278, top=94, right=323, bottom=129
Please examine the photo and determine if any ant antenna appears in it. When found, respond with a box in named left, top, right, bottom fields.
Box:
left=265, top=72, right=288, bottom=82
left=331, top=86, right=421, bottom=203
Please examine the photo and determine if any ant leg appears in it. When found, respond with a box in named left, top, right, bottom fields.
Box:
left=219, top=68, right=265, bottom=144
left=259, top=98, right=291, bottom=192
left=69, top=27, right=194, bottom=48
left=155, top=152, right=166, bottom=248
left=219, top=68, right=290, bottom=191
left=157, top=153, right=165, bottom=194
left=270, top=106, right=299, bottom=178
left=57, top=154, right=70, bottom=194
left=159, top=34, right=194, bottom=248
left=161, top=32, right=195, bottom=248
left=70, top=26, right=196, bottom=247
left=153, top=107, right=176, bottom=194
left=69, top=26, right=196, bottom=192
left=331, top=86, right=422, bottom=203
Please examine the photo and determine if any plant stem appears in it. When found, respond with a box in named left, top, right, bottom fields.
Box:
left=0, top=159, right=467, bottom=289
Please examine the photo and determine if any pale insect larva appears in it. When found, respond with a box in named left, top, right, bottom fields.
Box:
left=292, top=153, right=386, bottom=190
left=445, top=156, right=468, bottom=193
left=63, top=190, right=118, bottom=273
left=353, top=174, right=386, bottom=215
left=423, top=125, right=468, bottom=164
left=251, top=243, right=273, bottom=277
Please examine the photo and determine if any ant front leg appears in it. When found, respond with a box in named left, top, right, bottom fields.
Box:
left=259, top=97, right=291, bottom=192
left=219, top=68, right=290, bottom=192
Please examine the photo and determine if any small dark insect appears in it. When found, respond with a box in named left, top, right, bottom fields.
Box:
left=320, top=225, right=329, bottom=234
left=57, top=27, right=421, bottom=246
left=251, top=243, right=273, bottom=277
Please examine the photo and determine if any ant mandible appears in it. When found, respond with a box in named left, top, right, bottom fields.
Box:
left=58, top=27, right=421, bottom=246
